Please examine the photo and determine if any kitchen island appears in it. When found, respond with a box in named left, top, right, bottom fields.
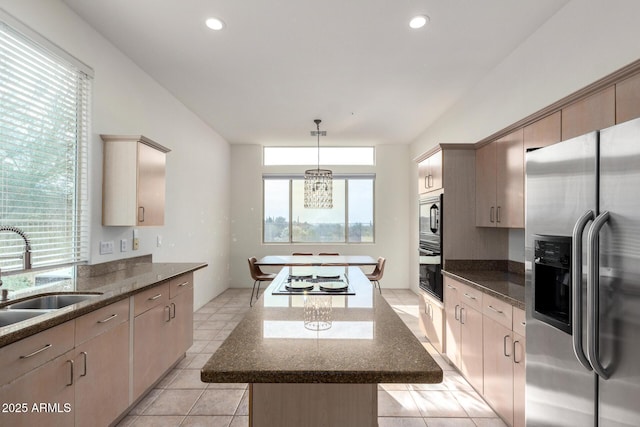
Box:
left=201, top=266, right=442, bottom=427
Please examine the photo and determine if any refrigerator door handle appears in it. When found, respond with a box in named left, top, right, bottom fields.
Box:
left=587, top=211, right=610, bottom=380
left=571, top=209, right=594, bottom=371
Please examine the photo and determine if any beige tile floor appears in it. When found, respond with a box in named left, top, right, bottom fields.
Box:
left=117, top=288, right=507, bottom=427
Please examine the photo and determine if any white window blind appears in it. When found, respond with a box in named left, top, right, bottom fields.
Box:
left=0, top=20, right=90, bottom=271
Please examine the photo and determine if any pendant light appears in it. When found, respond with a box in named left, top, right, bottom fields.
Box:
left=304, top=119, right=333, bottom=208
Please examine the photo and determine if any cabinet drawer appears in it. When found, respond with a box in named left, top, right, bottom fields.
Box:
left=458, top=281, right=483, bottom=311
left=76, top=298, right=130, bottom=345
left=134, top=282, right=169, bottom=317
left=0, top=320, right=75, bottom=385
left=513, top=307, right=526, bottom=337
left=482, top=294, right=513, bottom=330
left=170, top=273, right=193, bottom=299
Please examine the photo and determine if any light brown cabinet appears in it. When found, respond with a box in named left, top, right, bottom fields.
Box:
left=616, top=72, right=640, bottom=124
left=561, top=86, right=615, bottom=141
left=168, top=274, right=194, bottom=363
left=101, top=135, right=170, bottom=226
left=418, top=150, right=443, bottom=194
left=444, top=276, right=484, bottom=392
left=74, top=299, right=130, bottom=427
left=523, top=111, right=561, bottom=152
left=475, top=129, right=524, bottom=228
left=418, top=290, right=445, bottom=354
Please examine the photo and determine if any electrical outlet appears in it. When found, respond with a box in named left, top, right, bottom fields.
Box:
left=132, top=238, right=139, bottom=250
left=156, top=235, right=162, bottom=247
left=120, top=239, right=128, bottom=252
left=99, top=241, right=114, bottom=254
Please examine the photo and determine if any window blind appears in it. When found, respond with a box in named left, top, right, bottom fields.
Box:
left=0, top=20, right=90, bottom=271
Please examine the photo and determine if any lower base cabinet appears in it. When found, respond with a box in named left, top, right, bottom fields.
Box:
left=483, top=317, right=514, bottom=425
left=418, top=290, right=445, bottom=354
left=0, top=272, right=195, bottom=427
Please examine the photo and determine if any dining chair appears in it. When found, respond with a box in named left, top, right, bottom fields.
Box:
left=248, top=257, right=276, bottom=306
left=318, top=252, right=340, bottom=256
left=292, top=252, right=313, bottom=255
left=366, top=257, right=385, bottom=294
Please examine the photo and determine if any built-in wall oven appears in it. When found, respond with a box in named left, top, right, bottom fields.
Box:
left=419, top=192, right=443, bottom=301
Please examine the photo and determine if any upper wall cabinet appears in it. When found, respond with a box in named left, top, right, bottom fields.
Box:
left=616, top=72, right=640, bottom=124
left=418, top=150, right=442, bottom=194
left=101, top=135, right=171, bottom=226
left=476, top=129, right=524, bottom=228
left=561, top=86, right=615, bottom=140
left=523, top=111, right=561, bottom=152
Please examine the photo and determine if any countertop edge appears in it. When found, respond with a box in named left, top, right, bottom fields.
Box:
left=442, top=269, right=525, bottom=311
left=0, top=262, right=207, bottom=348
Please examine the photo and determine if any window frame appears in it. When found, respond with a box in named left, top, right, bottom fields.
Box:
left=262, top=174, right=375, bottom=244
left=0, top=13, right=92, bottom=280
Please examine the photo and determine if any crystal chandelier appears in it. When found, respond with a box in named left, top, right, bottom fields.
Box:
left=304, top=119, right=333, bottom=208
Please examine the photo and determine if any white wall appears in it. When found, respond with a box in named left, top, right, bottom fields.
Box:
left=410, top=0, right=640, bottom=265
left=229, top=144, right=411, bottom=289
left=1, top=0, right=231, bottom=309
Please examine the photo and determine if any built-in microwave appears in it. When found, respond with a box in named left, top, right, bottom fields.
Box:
left=419, top=193, right=443, bottom=301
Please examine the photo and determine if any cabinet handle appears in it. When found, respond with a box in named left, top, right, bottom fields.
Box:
left=460, top=307, right=465, bottom=325
left=487, top=305, right=503, bottom=314
left=446, top=284, right=456, bottom=290
left=520, top=321, right=526, bottom=327
left=165, top=305, right=171, bottom=322
left=67, top=359, right=74, bottom=386
left=513, top=340, right=522, bottom=364
left=138, top=206, right=145, bottom=222
left=20, top=343, right=52, bottom=359
left=490, top=207, right=495, bottom=223
left=80, top=351, right=88, bottom=377
left=171, top=302, right=176, bottom=319
left=428, top=175, right=433, bottom=188
left=463, top=293, right=477, bottom=301
left=497, top=206, right=501, bottom=223
left=177, top=281, right=189, bottom=288
left=97, top=313, right=118, bottom=323
left=148, top=293, right=162, bottom=301
left=424, top=176, right=429, bottom=189
left=503, top=335, right=512, bottom=357
left=454, top=304, right=460, bottom=321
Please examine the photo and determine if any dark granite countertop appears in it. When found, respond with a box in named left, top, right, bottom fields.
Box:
left=443, top=267, right=525, bottom=311
left=0, top=261, right=207, bottom=348
left=202, top=266, right=443, bottom=385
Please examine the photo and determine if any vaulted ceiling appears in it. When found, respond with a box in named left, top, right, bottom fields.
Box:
left=63, top=0, right=568, bottom=145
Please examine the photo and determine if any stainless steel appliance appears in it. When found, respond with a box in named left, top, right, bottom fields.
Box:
left=419, top=192, right=443, bottom=301
left=525, top=117, right=640, bottom=426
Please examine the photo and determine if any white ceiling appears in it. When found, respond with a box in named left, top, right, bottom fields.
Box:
left=62, top=0, right=569, bottom=146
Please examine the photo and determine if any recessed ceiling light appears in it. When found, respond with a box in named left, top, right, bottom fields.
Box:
left=205, top=17, right=225, bottom=31
left=409, top=15, right=429, bottom=29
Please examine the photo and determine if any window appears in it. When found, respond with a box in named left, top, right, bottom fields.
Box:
left=0, top=17, right=91, bottom=290
left=263, top=176, right=374, bottom=243
left=264, top=146, right=375, bottom=166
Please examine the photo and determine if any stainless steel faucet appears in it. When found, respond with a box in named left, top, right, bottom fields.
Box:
left=0, top=226, right=33, bottom=302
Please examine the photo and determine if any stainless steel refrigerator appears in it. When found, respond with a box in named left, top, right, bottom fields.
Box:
left=525, top=117, right=640, bottom=427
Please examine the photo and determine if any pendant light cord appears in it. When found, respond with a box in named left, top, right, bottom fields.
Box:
left=315, top=119, right=321, bottom=172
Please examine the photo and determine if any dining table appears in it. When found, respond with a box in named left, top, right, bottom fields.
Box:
left=254, top=254, right=378, bottom=266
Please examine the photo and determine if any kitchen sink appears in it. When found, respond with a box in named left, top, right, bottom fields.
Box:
left=0, top=310, right=49, bottom=327
left=5, top=293, right=101, bottom=310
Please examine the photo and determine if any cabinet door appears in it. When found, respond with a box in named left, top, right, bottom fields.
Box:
left=444, top=279, right=461, bottom=367
left=133, top=301, right=171, bottom=397
left=137, top=142, right=166, bottom=226
left=562, top=86, right=615, bottom=140
left=513, top=332, right=526, bottom=427
left=429, top=150, right=443, bottom=191
left=419, top=292, right=444, bottom=354
left=496, top=129, right=524, bottom=228
left=460, top=305, right=483, bottom=393
left=616, top=72, right=640, bottom=124
left=475, top=142, right=497, bottom=227
left=418, top=158, right=430, bottom=194
left=0, top=350, right=75, bottom=427
left=75, top=321, right=130, bottom=427
left=523, top=111, right=561, bottom=152
left=483, top=317, right=513, bottom=426
left=168, top=282, right=194, bottom=363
